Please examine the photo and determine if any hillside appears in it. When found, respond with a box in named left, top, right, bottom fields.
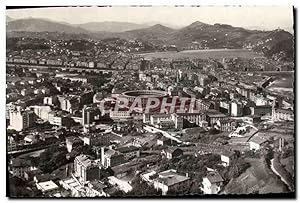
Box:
left=7, top=18, right=89, bottom=34
left=169, top=22, right=255, bottom=48
left=119, top=24, right=176, bottom=44
left=6, top=31, right=91, bottom=41
left=248, top=29, right=294, bottom=61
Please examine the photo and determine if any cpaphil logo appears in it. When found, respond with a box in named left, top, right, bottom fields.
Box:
left=98, top=95, right=200, bottom=115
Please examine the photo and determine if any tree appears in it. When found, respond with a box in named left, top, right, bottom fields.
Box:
left=37, top=146, right=69, bottom=173
left=225, top=158, right=250, bottom=180
left=7, top=129, right=18, bottom=135
left=167, top=180, right=201, bottom=196
left=126, top=177, right=161, bottom=197
left=100, top=167, right=114, bottom=179
left=8, top=176, right=40, bottom=197
left=111, top=190, right=125, bottom=197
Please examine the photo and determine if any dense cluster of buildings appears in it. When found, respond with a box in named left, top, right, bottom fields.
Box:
left=7, top=36, right=294, bottom=197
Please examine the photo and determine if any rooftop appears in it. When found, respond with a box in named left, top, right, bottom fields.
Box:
left=206, top=171, right=224, bottom=183
left=36, top=180, right=59, bottom=192
left=249, top=134, right=268, bottom=145
left=221, top=150, right=235, bottom=157
left=219, top=118, right=236, bottom=124
left=205, top=109, right=226, bottom=118
left=150, top=114, right=171, bottom=118
left=89, top=180, right=107, bottom=191
left=105, top=149, right=122, bottom=157
left=176, top=112, right=205, bottom=116
left=75, top=154, right=92, bottom=168
left=156, top=169, right=190, bottom=187
left=117, top=146, right=139, bottom=153
left=66, top=136, right=82, bottom=144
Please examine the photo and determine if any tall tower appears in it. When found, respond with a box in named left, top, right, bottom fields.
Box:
left=9, top=106, right=35, bottom=131
left=101, top=147, right=105, bottom=166
left=82, top=105, right=94, bottom=126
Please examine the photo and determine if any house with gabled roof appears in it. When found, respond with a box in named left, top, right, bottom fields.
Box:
left=201, top=171, right=224, bottom=194
left=248, top=133, right=268, bottom=151
left=161, top=147, right=183, bottom=160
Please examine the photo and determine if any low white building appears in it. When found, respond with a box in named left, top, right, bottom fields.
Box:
left=161, top=148, right=183, bottom=160
left=152, top=169, right=190, bottom=195
left=201, top=171, right=224, bottom=194
left=36, top=180, right=59, bottom=193
left=109, top=109, right=131, bottom=120
left=10, top=158, right=38, bottom=178
left=59, top=178, right=82, bottom=197
left=44, top=96, right=58, bottom=106
left=108, top=176, right=132, bottom=193
left=220, top=151, right=235, bottom=167
left=248, top=135, right=268, bottom=151
left=140, top=171, right=157, bottom=183
left=60, top=177, right=108, bottom=197
left=231, top=101, right=243, bottom=117
left=48, top=111, right=71, bottom=127
left=272, top=108, right=294, bottom=121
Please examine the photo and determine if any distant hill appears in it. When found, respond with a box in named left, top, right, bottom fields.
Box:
left=249, top=29, right=294, bottom=61
left=119, top=24, right=176, bottom=44
left=86, top=24, right=177, bottom=44
left=6, top=18, right=89, bottom=34
left=121, top=21, right=294, bottom=61
left=76, top=21, right=148, bottom=32
left=169, top=22, right=258, bottom=48
left=6, top=18, right=294, bottom=61
left=245, top=25, right=294, bottom=34
left=133, top=24, right=175, bottom=33
left=144, top=21, right=183, bottom=29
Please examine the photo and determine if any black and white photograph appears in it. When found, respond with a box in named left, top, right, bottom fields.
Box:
left=5, top=6, right=295, bottom=198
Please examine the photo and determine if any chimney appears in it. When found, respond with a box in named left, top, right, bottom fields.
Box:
left=186, top=172, right=189, bottom=177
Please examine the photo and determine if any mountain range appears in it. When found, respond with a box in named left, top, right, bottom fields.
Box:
left=75, top=21, right=148, bottom=32
left=6, top=17, right=294, bottom=60
left=7, top=18, right=89, bottom=34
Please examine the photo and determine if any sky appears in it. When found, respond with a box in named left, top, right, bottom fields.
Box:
left=6, top=6, right=294, bottom=30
